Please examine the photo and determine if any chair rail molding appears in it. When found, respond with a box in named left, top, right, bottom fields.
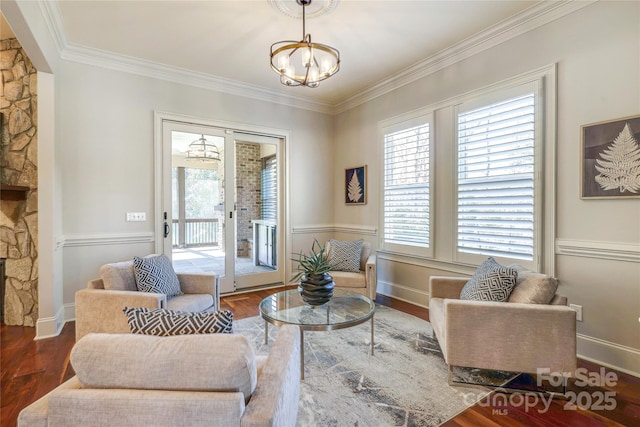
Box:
left=62, top=232, right=155, bottom=247
left=292, top=224, right=377, bottom=236
left=555, top=239, right=640, bottom=263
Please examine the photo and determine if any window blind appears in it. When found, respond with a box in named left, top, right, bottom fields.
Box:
left=383, top=123, right=430, bottom=247
left=457, top=93, right=535, bottom=260
left=261, top=155, right=277, bottom=221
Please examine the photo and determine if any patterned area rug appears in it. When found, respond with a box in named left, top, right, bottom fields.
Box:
left=234, top=304, right=515, bottom=427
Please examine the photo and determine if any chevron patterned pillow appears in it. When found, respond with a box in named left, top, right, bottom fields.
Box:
left=459, top=257, right=518, bottom=302
left=123, top=307, right=234, bottom=336
left=133, top=254, right=182, bottom=297
left=328, top=239, right=363, bottom=273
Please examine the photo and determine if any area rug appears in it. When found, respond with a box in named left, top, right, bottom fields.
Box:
left=233, top=304, right=515, bottom=427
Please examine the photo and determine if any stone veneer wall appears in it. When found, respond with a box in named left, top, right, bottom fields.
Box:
left=236, top=143, right=261, bottom=257
left=0, top=38, right=38, bottom=326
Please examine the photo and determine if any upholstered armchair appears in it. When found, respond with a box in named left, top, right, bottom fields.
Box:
left=75, top=255, right=220, bottom=341
left=428, top=266, right=577, bottom=384
left=326, top=240, right=377, bottom=301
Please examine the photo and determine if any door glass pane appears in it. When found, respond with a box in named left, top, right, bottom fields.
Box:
left=171, top=131, right=225, bottom=277
left=235, top=141, right=278, bottom=278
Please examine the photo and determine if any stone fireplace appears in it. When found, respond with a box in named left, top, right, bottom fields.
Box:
left=0, top=37, right=39, bottom=326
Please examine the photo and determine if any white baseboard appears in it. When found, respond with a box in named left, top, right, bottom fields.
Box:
left=377, top=280, right=429, bottom=308
left=577, top=333, right=640, bottom=378
left=35, top=305, right=65, bottom=340
left=64, top=302, right=76, bottom=323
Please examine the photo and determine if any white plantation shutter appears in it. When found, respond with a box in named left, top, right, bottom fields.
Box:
left=457, top=93, right=536, bottom=261
left=261, top=155, right=277, bottom=221
left=383, top=120, right=431, bottom=252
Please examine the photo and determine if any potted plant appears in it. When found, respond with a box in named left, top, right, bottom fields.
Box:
left=291, top=239, right=340, bottom=306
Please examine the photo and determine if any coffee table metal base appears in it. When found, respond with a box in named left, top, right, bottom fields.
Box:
left=264, top=315, right=374, bottom=380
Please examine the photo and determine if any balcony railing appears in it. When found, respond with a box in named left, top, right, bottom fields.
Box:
left=172, top=218, right=219, bottom=248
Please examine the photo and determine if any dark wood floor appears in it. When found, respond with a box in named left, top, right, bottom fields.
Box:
left=2, top=288, right=639, bottom=427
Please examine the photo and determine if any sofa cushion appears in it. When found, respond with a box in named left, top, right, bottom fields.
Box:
left=123, top=307, right=233, bottom=335
left=328, top=239, right=363, bottom=272
left=330, top=271, right=366, bottom=288
left=459, top=257, right=518, bottom=302
left=100, top=260, right=137, bottom=291
left=133, top=254, right=182, bottom=297
left=507, top=264, right=558, bottom=304
left=166, top=293, right=215, bottom=312
left=71, top=332, right=257, bottom=401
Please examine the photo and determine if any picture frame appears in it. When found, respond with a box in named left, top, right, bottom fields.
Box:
left=580, top=114, right=640, bottom=199
left=345, top=165, right=366, bottom=205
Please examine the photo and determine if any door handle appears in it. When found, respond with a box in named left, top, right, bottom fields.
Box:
left=163, top=212, right=170, bottom=238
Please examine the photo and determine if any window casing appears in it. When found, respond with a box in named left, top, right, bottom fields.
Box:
left=380, top=112, right=433, bottom=258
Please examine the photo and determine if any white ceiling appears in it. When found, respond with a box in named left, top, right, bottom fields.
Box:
left=52, top=0, right=545, bottom=106
left=4, top=1, right=563, bottom=107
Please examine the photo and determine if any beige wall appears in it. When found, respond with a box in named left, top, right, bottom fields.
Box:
left=56, top=59, right=334, bottom=305
left=4, top=0, right=638, bottom=375
left=333, top=1, right=640, bottom=375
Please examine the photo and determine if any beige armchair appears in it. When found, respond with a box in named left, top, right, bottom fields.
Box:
left=428, top=274, right=577, bottom=383
left=18, top=325, right=300, bottom=427
left=75, top=257, right=220, bottom=341
left=326, top=240, right=377, bottom=301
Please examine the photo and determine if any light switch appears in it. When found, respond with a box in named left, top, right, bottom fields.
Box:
left=126, top=212, right=146, bottom=222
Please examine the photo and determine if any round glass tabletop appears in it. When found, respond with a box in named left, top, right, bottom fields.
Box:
left=259, top=288, right=375, bottom=331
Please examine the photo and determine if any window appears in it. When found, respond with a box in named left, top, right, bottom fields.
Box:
left=456, top=86, right=540, bottom=267
left=261, top=155, right=277, bottom=221
left=380, top=113, right=433, bottom=257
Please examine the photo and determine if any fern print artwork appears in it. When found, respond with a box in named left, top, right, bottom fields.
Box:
left=581, top=116, right=640, bottom=199
left=594, top=123, right=640, bottom=193
left=345, top=166, right=367, bottom=204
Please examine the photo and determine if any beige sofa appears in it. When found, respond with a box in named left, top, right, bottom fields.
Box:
left=75, top=257, right=220, bottom=340
left=18, top=325, right=300, bottom=427
left=429, top=272, right=577, bottom=379
left=327, top=240, right=377, bottom=301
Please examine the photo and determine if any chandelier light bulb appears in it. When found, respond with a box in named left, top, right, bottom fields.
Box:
left=320, top=57, right=332, bottom=76
left=278, top=54, right=290, bottom=71
left=303, top=46, right=313, bottom=67
left=308, top=66, right=319, bottom=83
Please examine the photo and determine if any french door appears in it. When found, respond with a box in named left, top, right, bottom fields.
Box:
left=158, top=118, right=284, bottom=293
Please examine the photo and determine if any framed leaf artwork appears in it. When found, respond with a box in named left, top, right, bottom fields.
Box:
left=581, top=114, right=640, bottom=199
left=345, top=165, right=366, bottom=205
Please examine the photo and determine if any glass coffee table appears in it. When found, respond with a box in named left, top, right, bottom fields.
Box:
left=259, top=288, right=375, bottom=380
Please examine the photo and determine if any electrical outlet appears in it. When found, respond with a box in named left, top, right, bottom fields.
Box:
left=126, top=212, right=146, bottom=222
left=569, top=304, right=583, bottom=322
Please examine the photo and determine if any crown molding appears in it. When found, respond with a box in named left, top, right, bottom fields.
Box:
left=333, top=0, right=596, bottom=114
left=40, top=0, right=595, bottom=115
left=37, top=0, right=67, bottom=54
left=60, top=43, right=334, bottom=114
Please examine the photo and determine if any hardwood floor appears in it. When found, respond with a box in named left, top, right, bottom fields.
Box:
left=2, top=289, right=638, bottom=427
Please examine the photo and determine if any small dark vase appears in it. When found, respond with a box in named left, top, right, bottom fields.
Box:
left=298, top=273, right=335, bottom=306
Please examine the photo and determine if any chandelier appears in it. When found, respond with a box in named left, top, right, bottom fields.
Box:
left=270, top=0, right=340, bottom=88
left=185, top=135, right=221, bottom=163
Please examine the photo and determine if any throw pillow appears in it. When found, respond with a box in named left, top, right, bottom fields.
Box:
left=459, top=257, right=518, bottom=302
left=507, top=264, right=559, bottom=304
left=328, top=239, right=363, bottom=273
left=133, top=254, right=182, bottom=297
left=123, top=307, right=234, bottom=335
